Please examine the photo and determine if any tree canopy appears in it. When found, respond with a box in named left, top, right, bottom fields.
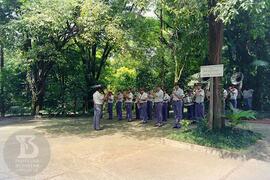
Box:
left=0, top=0, right=269, bottom=116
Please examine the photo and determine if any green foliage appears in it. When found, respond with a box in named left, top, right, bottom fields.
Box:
left=107, top=66, right=137, bottom=91
left=1, top=0, right=270, bottom=115
left=180, top=120, right=191, bottom=132
left=213, top=0, right=267, bottom=24
left=169, top=120, right=262, bottom=151
left=226, top=109, right=256, bottom=127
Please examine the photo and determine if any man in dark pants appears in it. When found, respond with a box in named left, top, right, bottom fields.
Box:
left=116, top=91, right=123, bottom=120
left=93, top=86, right=105, bottom=130
left=162, top=89, right=170, bottom=122
left=171, top=84, right=184, bottom=128
left=147, top=90, right=154, bottom=120
left=107, top=91, right=114, bottom=120
left=154, top=86, right=164, bottom=127
left=138, top=88, right=148, bottom=123
left=194, top=83, right=205, bottom=121
left=125, top=89, right=133, bottom=122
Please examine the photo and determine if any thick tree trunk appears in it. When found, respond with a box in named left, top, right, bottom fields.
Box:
left=208, top=0, right=225, bottom=129
left=28, top=61, right=52, bottom=116
left=30, top=78, right=46, bottom=116
left=0, top=45, right=5, bottom=117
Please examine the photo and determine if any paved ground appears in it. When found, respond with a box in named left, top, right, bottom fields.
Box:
left=0, top=117, right=270, bottom=180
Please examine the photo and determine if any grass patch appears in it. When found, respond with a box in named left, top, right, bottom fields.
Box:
left=168, top=121, right=262, bottom=151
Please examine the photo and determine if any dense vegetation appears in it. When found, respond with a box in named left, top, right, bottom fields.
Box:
left=0, top=0, right=269, bottom=117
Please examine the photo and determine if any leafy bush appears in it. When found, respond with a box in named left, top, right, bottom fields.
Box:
left=169, top=123, right=262, bottom=151
left=180, top=120, right=191, bottom=132
left=226, top=108, right=256, bottom=127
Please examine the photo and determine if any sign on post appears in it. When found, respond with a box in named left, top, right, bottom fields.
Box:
left=200, top=64, right=224, bottom=129
left=200, top=64, right=224, bottom=78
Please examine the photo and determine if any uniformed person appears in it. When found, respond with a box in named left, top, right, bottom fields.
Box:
left=184, top=90, right=195, bottom=120
left=135, top=90, right=141, bottom=120
left=243, top=87, right=254, bottom=110
left=162, top=89, right=170, bottom=122
left=154, top=86, right=164, bottom=127
left=172, top=84, right=184, bottom=128
left=229, top=85, right=238, bottom=109
left=93, top=86, right=105, bottom=130
left=116, top=91, right=123, bottom=120
left=107, top=91, right=114, bottom=120
left=138, top=88, right=148, bottom=123
left=194, top=83, right=205, bottom=120
left=147, top=90, right=154, bottom=120
left=125, top=89, right=133, bottom=122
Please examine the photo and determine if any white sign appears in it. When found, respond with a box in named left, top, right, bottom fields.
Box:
left=200, top=64, right=224, bottom=78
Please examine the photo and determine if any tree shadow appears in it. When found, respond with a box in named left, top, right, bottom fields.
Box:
left=35, top=117, right=182, bottom=140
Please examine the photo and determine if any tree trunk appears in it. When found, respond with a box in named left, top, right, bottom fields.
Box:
left=0, top=45, right=5, bottom=117
left=28, top=61, right=52, bottom=116
left=208, top=0, right=224, bottom=129
left=30, top=78, right=46, bottom=116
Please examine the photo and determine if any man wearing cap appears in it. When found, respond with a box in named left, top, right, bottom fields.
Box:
left=93, top=86, right=105, bottom=130
left=154, top=86, right=164, bottom=127
left=172, top=84, right=184, bottom=128
left=194, top=83, right=205, bottom=120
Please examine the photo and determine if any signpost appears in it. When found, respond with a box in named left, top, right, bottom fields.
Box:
left=200, top=64, right=224, bottom=78
left=200, top=64, right=224, bottom=129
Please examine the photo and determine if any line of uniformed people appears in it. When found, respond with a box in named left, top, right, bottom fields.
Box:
left=92, top=84, right=205, bottom=131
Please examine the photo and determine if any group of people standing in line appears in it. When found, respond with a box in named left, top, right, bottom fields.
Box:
left=93, top=82, right=255, bottom=131
left=92, top=84, right=205, bottom=131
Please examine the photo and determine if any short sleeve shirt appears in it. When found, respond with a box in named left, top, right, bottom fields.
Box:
left=154, top=90, right=164, bottom=103
left=125, top=92, right=133, bottom=103
left=195, top=89, right=205, bottom=103
left=93, top=91, right=104, bottom=105
left=230, top=89, right=238, bottom=100
left=108, top=95, right=114, bottom=103
left=172, top=88, right=184, bottom=101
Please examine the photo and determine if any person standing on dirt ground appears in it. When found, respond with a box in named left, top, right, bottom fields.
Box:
left=93, top=85, right=105, bottom=131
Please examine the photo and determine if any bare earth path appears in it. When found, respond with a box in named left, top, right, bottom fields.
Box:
left=0, top=117, right=270, bottom=180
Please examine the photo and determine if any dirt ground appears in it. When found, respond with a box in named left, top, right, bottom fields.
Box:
left=0, top=117, right=270, bottom=180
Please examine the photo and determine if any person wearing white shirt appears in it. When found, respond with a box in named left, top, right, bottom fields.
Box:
left=171, top=84, right=184, bottom=128
left=125, top=89, right=133, bottom=122
left=135, top=90, right=141, bottom=120
left=107, top=91, right=114, bottom=120
left=154, top=86, right=164, bottom=127
left=138, top=88, right=148, bottom=123
left=93, top=86, right=105, bottom=130
left=194, top=83, right=205, bottom=120
left=147, top=90, right=154, bottom=120
left=184, top=90, right=195, bottom=120
left=162, top=89, right=170, bottom=122
left=116, top=91, right=123, bottom=120
left=243, top=87, right=254, bottom=110
left=229, top=86, right=238, bottom=108
left=223, top=88, right=228, bottom=113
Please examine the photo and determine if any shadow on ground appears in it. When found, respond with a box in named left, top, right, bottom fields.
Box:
left=35, top=117, right=183, bottom=140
